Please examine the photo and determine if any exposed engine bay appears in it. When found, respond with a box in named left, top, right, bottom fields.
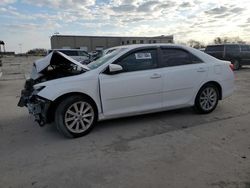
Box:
left=30, top=51, right=88, bottom=82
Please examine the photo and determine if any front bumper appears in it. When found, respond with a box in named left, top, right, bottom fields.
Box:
left=18, top=80, right=51, bottom=126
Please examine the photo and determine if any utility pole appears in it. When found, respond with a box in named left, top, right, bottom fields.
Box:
left=19, top=43, right=22, bottom=54
left=0, top=40, right=5, bottom=56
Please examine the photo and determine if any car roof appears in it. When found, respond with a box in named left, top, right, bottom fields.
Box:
left=112, top=43, right=191, bottom=50
left=206, top=44, right=241, bottom=47
left=50, top=49, right=87, bottom=51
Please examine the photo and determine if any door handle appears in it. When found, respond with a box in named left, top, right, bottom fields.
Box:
left=197, top=67, right=206, bottom=72
left=150, top=73, right=161, bottom=79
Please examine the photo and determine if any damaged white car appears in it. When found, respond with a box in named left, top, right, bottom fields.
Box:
left=18, top=45, right=234, bottom=138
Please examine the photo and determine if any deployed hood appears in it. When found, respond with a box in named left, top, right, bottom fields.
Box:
left=30, top=51, right=89, bottom=80
left=34, top=51, right=89, bottom=73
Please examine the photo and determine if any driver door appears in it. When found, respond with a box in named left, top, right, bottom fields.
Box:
left=99, top=48, right=163, bottom=117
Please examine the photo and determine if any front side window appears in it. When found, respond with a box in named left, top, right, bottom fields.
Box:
left=87, top=48, right=126, bottom=70
left=117, top=49, right=157, bottom=72
left=160, top=48, right=202, bottom=67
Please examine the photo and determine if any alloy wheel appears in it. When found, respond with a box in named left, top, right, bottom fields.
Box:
left=199, top=87, right=217, bottom=111
left=64, top=101, right=94, bottom=133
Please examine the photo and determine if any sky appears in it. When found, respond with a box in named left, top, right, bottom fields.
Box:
left=0, top=0, right=250, bottom=53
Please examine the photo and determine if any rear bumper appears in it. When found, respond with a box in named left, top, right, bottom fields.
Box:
left=221, top=78, right=234, bottom=99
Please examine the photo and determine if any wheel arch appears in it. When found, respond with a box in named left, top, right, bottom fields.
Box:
left=46, top=92, right=98, bottom=123
left=197, top=81, right=222, bottom=100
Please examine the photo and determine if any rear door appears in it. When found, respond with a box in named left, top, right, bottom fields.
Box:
left=159, top=48, right=208, bottom=108
left=225, top=45, right=240, bottom=61
left=99, top=48, right=163, bottom=117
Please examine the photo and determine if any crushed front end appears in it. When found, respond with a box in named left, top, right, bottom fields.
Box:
left=17, top=51, right=88, bottom=127
left=18, top=79, right=51, bottom=126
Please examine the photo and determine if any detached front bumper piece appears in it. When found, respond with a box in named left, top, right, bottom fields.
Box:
left=18, top=80, right=51, bottom=126
left=18, top=94, right=51, bottom=126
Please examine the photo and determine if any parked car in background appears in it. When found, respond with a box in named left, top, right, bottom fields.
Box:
left=0, top=59, right=2, bottom=78
left=48, top=49, right=90, bottom=63
left=199, top=48, right=205, bottom=52
left=18, top=44, right=234, bottom=138
left=89, top=50, right=103, bottom=61
left=205, top=44, right=250, bottom=70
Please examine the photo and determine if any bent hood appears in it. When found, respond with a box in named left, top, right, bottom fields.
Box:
left=30, top=51, right=89, bottom=80
left=34, top=51, right=89, bottom=73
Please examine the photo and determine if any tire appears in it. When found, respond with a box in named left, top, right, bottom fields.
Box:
left=55, top=95, right=97, bottom=138
left=232, top=59, right=240, bottom=70
left=194, top=84, right=219, bottom=114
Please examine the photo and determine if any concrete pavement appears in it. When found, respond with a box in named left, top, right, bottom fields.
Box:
left=0, top=56, right=249, bottom=188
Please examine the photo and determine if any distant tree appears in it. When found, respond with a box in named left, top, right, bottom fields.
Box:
left=214, top=37, right=223, bottom=44
left=26, top=48, right=47, bottom=56
left=213, top=37, right=246, bottom=44
left=187, top=40, right=205, bottom=49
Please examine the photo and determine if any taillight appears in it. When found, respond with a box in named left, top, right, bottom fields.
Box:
left=229, top=64, right=234, bottom=71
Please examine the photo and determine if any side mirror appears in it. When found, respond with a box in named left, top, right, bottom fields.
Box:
left=108, top=64, right=123, bottom=74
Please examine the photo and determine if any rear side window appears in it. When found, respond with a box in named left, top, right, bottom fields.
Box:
left=117, top=49, right=158, bottom=72
left=240, top=45, right=249, bottom=51
left=205, top=45, right=224, bottom=52
left=160, top=48, right=202, bottom=67
left=225, top=45, right=240, bottom=53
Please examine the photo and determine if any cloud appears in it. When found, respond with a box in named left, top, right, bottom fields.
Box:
left=112, top=4, right=137, bottom=12
left=230, top=7, right=245, bottom=13
left=205, top=6, right=228, bottom=15
left=137, top=1, right=160, bottom=12
left=1, top=0, right=250, bottom=52
left=179, top=2, right=192, bottom=8
left=0, top=0, right=16, bottom=6
left=22, top=0, right=95, bottom=9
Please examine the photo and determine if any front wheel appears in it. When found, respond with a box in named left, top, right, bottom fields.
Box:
left=194, top=84, right=219, bottom=114
left=55, top=95, right=97, bottom=138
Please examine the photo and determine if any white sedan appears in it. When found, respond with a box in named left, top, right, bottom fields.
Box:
left=18, top=44, right=234, bottom=138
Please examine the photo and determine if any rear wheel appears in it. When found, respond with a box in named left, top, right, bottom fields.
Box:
left=55, top=95, right=97, bottom=138
left=194, top=84, right=219, bottom=114
left=232, top=59, right=240, bottom=70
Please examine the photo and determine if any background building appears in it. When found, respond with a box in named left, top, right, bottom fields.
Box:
left=50, top=35, right=174, bottom=52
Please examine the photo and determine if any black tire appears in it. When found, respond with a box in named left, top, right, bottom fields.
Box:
left=194, top=84, right=219, bottom=114
left=55, top=95, right=97, bottom=138
left=232, top=59, right=240, bottom=70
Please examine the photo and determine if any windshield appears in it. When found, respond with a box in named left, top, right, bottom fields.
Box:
left=87, top=48, right=126, bottom=70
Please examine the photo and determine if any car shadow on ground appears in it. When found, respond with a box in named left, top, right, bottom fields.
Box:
left=42, top=107, right=197, bottom=140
